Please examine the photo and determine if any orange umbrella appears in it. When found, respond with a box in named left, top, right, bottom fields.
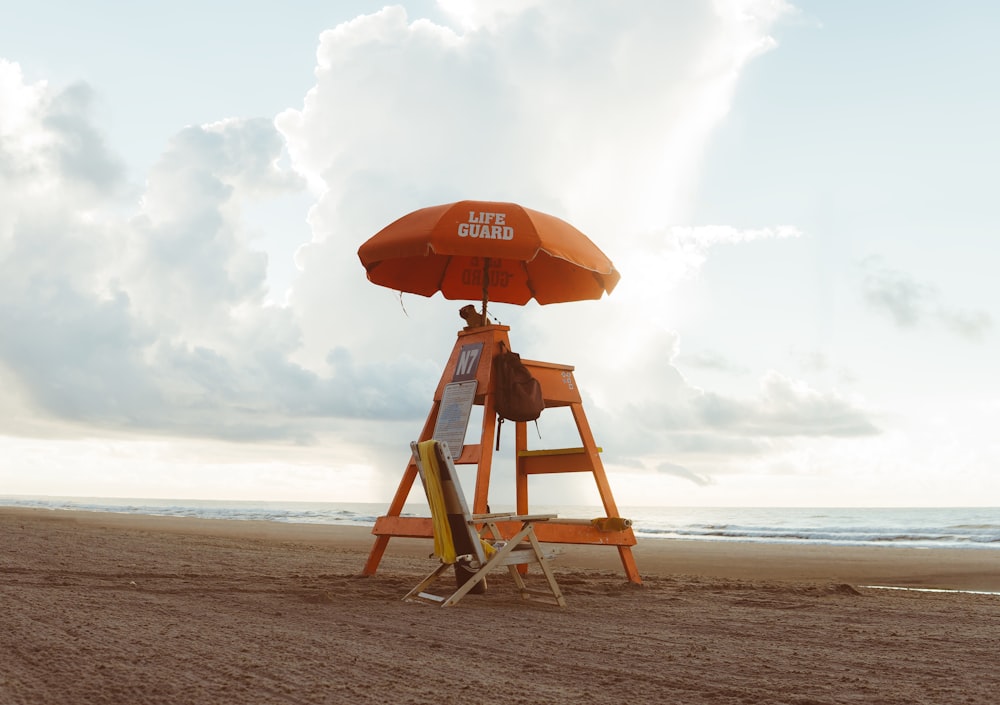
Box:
left=358, top=200, right=620, bottom=318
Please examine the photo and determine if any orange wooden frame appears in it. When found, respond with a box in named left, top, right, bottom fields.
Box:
left=362, top=324, right=641, bottom=584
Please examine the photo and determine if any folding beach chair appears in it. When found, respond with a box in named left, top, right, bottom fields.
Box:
left=403, top=440, right=566, bottom=608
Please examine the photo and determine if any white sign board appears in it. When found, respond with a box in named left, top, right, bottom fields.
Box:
left=432, top=380, right=478, bottom=459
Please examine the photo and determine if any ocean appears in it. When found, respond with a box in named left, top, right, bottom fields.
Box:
left=2, top=496, right=998, bottom=551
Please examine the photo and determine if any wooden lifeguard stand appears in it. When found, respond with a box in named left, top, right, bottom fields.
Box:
left=362, top=324, right=641, bottom=584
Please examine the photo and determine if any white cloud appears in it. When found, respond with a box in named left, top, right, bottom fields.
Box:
left=0, top=61, right=439, bottom=444
left=751, top=370, right=879, bottom=437
left=656, top=460, right=714, bottom=487
left=574, top=340, right=878, bottom=497
left=861, top=257, right=932, bottom=327
left=861, top=256, right=993, bottom=341
left=277, top=2, right=793, bottom=235
left=937, top=308, right=992, bottom=341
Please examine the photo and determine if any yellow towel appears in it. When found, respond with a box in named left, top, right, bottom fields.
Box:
left=480, top=539, right=496, bottom=559
left=418, top=440, right=457, bottom=564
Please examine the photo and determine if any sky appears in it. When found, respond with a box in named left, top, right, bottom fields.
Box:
left=1, top=1, right=997, bottom=508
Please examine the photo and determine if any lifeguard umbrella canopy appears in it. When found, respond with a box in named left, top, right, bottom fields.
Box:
left=357, top=200, right=620, bottom=306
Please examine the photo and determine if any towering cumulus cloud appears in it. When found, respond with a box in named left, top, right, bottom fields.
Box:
left=272, top=1, right=872, bottom=491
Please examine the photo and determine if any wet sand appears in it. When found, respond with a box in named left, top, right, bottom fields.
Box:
left=3, top=507, right=999, bottom=704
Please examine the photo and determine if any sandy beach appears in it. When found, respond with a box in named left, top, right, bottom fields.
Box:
left=2, top=507, right=999, bottom=704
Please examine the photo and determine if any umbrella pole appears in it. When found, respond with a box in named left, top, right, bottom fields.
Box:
left=480, top=257, right=490, bottom=323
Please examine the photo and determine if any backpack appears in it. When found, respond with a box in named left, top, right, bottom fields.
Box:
left=493, top=341, right=544, bottom=422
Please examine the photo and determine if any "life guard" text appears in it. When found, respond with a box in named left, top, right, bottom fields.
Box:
left=457, top=211, right=514, bottom=240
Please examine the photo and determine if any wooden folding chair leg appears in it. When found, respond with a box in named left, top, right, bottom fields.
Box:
left=454, top=563, right=487, bottom=593
left=527, top=530, right=565, bottom=606
left=440, top=527, right=533, bottom=606
left=403, top=563, right=453, bottom=604
left=440, top=564, right=491, bottom=607
left=479, top=521, right=566, bottom=608
left=403, top=558, right=493, bottom=607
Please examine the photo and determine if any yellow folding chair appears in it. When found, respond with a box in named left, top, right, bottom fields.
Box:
left=403, top=440, right=566, bottom=608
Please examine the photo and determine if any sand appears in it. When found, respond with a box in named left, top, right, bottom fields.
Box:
left=2, top=507, right=999, bottom=704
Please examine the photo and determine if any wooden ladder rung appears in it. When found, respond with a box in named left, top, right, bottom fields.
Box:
left=518, top=446, right=602, bottom=457
left=517, top=447, right=603, bottom=475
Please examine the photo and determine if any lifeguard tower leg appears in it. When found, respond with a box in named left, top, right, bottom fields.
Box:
left=361, top=459, right=418, bottom=575
left=515, top=421, right=529, bottom=516
left=471, top=392, right=499, bottom=514
left=362, top=402, right=440, bottom=576
left=569, top=403, right=641, bottom=584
